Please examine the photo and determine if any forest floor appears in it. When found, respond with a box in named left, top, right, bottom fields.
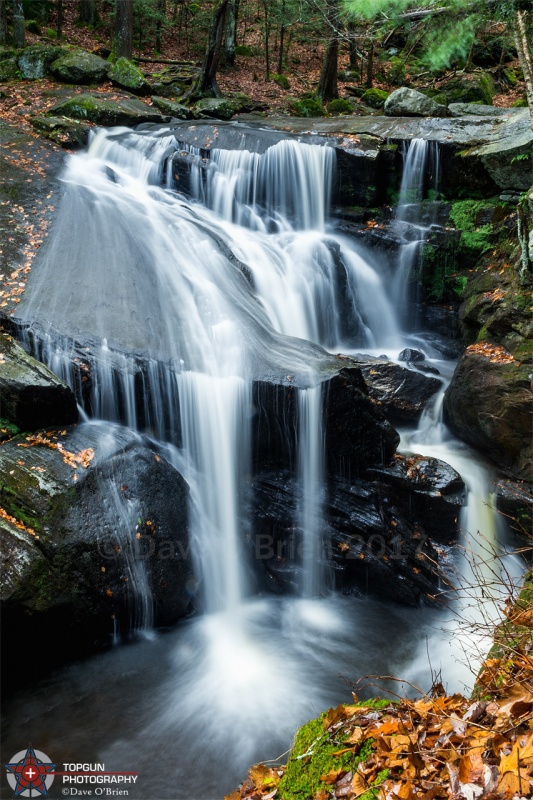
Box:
left=1, top=2, right=526, bottom=137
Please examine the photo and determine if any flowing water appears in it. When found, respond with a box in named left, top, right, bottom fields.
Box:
left=2, top=129, right=524, bottom=799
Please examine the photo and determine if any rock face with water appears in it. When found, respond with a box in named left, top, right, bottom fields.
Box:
left=250, top=462, right=462, bottom=605
left=1, top=423, right=193, bottom=670
left=0, top=333, right=77, bottom=429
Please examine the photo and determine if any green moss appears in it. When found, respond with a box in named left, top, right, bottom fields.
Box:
left=289, top=97, right=325, bottom=117
left=0, top=482, right=42, bottom=532
left=235, top=45, right=257, bottom=57
left=512, top=97, right=527, bottom=108
left=272, top=73, right=290, bottom=90
left=449, top=199, right=502, bottom=257
left=386, top=56, right=405, bottom=85
left=108, top=57, right=148, bottom=91
left=0, top=418, right=20, bottom=440
left=361, top=88, right=389, bottom=109
left=360, top=769, right=391, bottom=800
left=327, top=97, right=353, bottom=115
left=277, top=703, right=393, bottom=800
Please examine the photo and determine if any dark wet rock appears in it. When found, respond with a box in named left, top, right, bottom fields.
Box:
left=253, top=366, right=399, bottom=477
left=31, top=115, right=90, bottom=148
left=348, top=355, right=441, bottom=422
left=108, top=57, right=150, bottom=94
left=151, top=96, right=194, bottom=119
left=384, top=88, right=449, bottom=118
left=444, top=352, right=533, bottom=480
left=46, top=93, right=168, bottom=126
left=492, top=478, right=533, bottom=538
left=398, top=348, right=425, bottom=362
left=418, top=306, right=461, bottom=341
left=250, top=470, right=447, bottom=606
left=412, top=363, right=441, bottom=376
left=464, top=118, right=533, bottom=192
left=0, top=334, right=77, bottom=430
left=50, top=49, right=110, bottom=84
left=1, top=423, right=193, bottom=677
left=367, top=455, right=466, bottom=542
left=17, top=44, right=65, bottom=79
left=193, top=97, right=235, bottom=120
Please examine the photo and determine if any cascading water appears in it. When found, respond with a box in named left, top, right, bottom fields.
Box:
left=392, top=138, right=441, bottom=327
left=3, top=124, right=524, bottom=799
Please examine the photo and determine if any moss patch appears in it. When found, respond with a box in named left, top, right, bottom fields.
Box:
left=289, top=97, right=325, bottom=117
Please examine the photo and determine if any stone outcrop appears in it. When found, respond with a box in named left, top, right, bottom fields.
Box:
left=108, top=57, right=150, bottom=95
left=1, top=423, right=193, bottom=673
left=46, top=93, right=169, bottom=126
left=50, top=50, right=110, bottom=84
left=384, top=88, right=449, bottom=118
left=0, top=333, right=77, bottom=430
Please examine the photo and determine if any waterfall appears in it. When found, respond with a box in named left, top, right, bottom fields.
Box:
left=298, top=385, right=326, bottom=597
left=392, top=138, right=441, bottom=327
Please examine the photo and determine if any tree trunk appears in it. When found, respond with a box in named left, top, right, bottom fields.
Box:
left=277, top=0, right=286, bottom=73
left=57, top=0, right=63, bottom=39
left=191, top=0, right=229, bottom=98
left=365, top=40, right=374, bottom=88
left=0, top=0, right=7, bottom=46
left=317, top=0, right=339, bottom=103
left=262, top=0, right=271, bottom=80
left=13, top=1, right=25, bottom=49
left=79, top=0, right=98, bottom=25
left=155, top=0, right=165, bottom=53
left=115, top=0, right=133, bottom=60
left=224, top=0, right=236, bottom=66
left=348, top=22, right=358, bottom=70
left=512, top=10, right=533, bottom=129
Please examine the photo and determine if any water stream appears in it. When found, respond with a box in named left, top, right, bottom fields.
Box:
left=2, top=129, right=523, bottom=799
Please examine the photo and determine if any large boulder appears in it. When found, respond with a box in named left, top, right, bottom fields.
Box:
left=1, top=423, right=193, bottom=680
left=0, top=334, right=78, bottom=430
left=0, top=52, right=19, bottom=81
left=193, top=97, right=235, bottom=120
left=349, top=356, right=441, bottom=421
left=384, top=88, right=448, bottom=118
left=31, top=115, right=90, bottom=148
left=46, top=93, right=168, bottom=126
left=463, top=113, right=533, bottom=192
left=108, top=57, right=150, bottom=95
left=17, top=44, right=65, bottom=79
left=444, top=351, right=532, bottom=480
left=50, top=50, right=110, bottom=84
left=448, top=103, right=524, bottom=118
left=250, top=468, right=453, bottom=606
left=252, top=366, right=400, bottom=476
left=151, top=96, right=194, bottom=119
left=439, top=73, right=495, bottom=106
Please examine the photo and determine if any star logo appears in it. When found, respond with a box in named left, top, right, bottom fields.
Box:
left=5, top=746, right=56, bottom=798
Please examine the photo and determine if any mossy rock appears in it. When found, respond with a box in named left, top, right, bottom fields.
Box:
left=31, top=115, right=90, bottom=148
left=17, top=44, right=65, bottom=79
left=0, top=57, right=19, bottom=81
left=328, top=97, right=353, bottom=115
left=289, top=97, right=325, bottom=117
left=151, top=81, right=184, bottom=99
left=386, top=55, right=405, bottom=86
left=234, top=44, right=257, bottom=57
left=272, top=72, right=290, bottom=90
left=108, top=57, right=150, bottom=95
left=50, top=49, right=110, bottom=84
left=439, top=72, right=495, bottom=106
left=25, top=19, right=42, bottom=35
left=361, top=88, right=389, bottom=109
left=193, top=96, right=235, bottom=120
left=151, top=96, right=193, bottom=119
left=46, top=93, right=167, bottom=125
left=43, top=27, right=58, bottom=40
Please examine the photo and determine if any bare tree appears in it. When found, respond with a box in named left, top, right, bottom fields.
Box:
left=191, top=0, right=229, bottom=97
left=224, top=0, right=238, bottom=66
left=0, top=0, right=7, bottom=46
left=115, top=0, right=133, bottom=59
left=13, top=0, right=25, bottom=49
left=512, top=9, right=533, bottom=128
left=317, top=0, right=339, bottom=103
left=79, top=0, right=98, bottom=26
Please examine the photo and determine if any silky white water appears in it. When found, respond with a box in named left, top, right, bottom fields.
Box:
left=5, top=129, right=523, bottom=799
